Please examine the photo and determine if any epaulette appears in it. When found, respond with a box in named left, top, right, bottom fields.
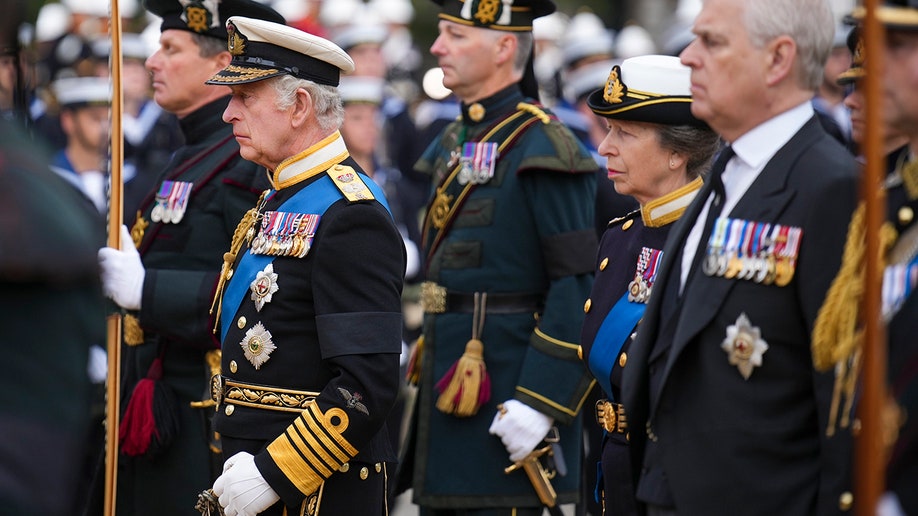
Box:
left=326, top=164, right=376, bottom=203
left=516, top=102, right=551, bottom=124
left=608, top=209, right=641, bottom=229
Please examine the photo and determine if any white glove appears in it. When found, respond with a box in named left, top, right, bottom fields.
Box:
left=213, top=452, right=280, bottom=516
left=97, top=225, right=145, bottom=310
left=488, top=399, right=554, bottom=462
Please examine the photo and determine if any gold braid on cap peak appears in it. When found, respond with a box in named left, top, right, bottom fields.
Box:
left=812, top=200, right=897, bottom=436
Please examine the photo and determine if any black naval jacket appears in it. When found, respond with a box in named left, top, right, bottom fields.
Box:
left=623, top=116, right=858, bottom=515
left=882, top=145, right=918, bottom=515
left=119, top=96, right=267, bottom=515
left=212, top=134, right=406, bottom=510
left=580, top=178, right=702, bottom=516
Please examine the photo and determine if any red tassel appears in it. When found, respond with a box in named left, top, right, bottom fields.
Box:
left=119, top=377, right=159, bottom=456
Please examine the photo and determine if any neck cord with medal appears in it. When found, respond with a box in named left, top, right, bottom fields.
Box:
left=421, top=106, right=543, bottom=265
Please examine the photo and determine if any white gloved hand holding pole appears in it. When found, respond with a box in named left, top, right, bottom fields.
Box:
left=488, top=399, right=554, bottom=462
left=213, top=452, right=280, bottom=516
left=97, top=224, right=145, bottom=310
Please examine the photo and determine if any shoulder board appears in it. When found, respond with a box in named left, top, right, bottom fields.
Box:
left=325, top=165, right=376, bottom=203
left=608, top=209, right=641, bottom=229
left=516, top=102, right=551, bottom=124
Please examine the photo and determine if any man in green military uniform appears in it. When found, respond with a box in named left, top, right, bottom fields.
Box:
left=400, top=0, right=600, bottom=513
left=96, top=0, right=284, bottom=513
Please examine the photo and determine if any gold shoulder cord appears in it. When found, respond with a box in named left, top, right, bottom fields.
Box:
left=210, top=190, right=270, bottom=333
left=812, top=201, right=897, bottom=436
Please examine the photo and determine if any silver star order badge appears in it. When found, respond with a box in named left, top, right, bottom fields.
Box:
left=250, top=264, right=279, bottom=312
left=721, top=312, right=769, bottom=380
left=240, top=322, right=276, bottom=370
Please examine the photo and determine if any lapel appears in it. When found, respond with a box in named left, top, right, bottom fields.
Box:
left=652, top=117, right=825, bottom=413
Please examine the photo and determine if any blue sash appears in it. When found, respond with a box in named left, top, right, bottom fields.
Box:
left=588, top=293, right=646, bottom=400
left=220, top=174, right=390, bottom=341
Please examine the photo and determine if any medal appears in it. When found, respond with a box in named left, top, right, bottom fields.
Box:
left=240, top=322, right=276, bottom=370
left=250, top=263, right=279, bottom=312
left=721, top=312, right=768, bottom=379
left=458, top=142, right=498, bottom=185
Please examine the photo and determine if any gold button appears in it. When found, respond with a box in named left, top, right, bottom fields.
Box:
left=839, top=491, right=853, bottom=511
left=374, top=463, right=382, bottom=473
left=237, top=317, right=247, bottom=329
left=622, top=219, right=634, bottom=231
left=599, top=257, right=609, bottom=271
left=618, top=352, right=627, bottom=368
left=224, top=405, right=234, bottom=416
left=226, top=269, right=233, bottom=279
left=339, top=463, right=350, bottom=473
left=229, top=360, right=238, bottom=374
left=899, top=206, right=914, bottom=226
left=577, top=345, right=583, bottom=361
left=584, top=298, right=592, bottom=313
left=359, top=467, right=369, bottom=480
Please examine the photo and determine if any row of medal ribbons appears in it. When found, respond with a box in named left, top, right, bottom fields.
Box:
left=702, top=217, right=802, bottom=287
left=250, top=210, right=320, bottom=258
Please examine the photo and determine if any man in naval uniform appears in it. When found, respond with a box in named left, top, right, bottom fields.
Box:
left=622, top=0, right=859, bottom=514
left=399, top=0, right=600, bottom=513
left=204, top=16, right=405, bottom=516
left=845, top=2, right=918, bottom=513
left=96, top=0, right=284, bottom=514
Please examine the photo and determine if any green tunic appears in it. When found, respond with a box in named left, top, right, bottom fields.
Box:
left=408, top=85, right=599, bottom=509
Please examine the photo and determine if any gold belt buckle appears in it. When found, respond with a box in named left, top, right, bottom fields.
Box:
left=421, top=281, right=447, bottom=314
left=595, top=399, right=627, bottom=433
left=211, top=374, right=224, bottom=407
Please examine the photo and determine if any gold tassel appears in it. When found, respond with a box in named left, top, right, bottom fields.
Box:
left=435, top=293, right=491, bottom=417
left=405, top=335, right=424, bottom=386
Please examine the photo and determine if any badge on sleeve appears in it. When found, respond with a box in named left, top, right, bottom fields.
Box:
left=721, top=312, right=768, bottom=379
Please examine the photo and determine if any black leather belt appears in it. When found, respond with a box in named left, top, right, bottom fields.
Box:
left=421, top=281, right=543, bottom=314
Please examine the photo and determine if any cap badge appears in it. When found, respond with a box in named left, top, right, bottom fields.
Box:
left=604, top=66, right=625, bottom=104
left=227, top=23, right=246, bottom=57
left=463, top=0, right=514, bottom=26
left=179, top=0, right=218, bottom=34
left=240, top=322, right=276, bottom=370
left=721, top=312, right=768, bottom=380
left=249, top=263, right=279, bottom=312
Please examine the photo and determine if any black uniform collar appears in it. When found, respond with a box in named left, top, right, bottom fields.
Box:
left=460, top=85, right=524, bottom=125
left=179, top=95, right=232, bottom=145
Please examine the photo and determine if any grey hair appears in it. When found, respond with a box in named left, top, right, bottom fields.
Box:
left=192, top=33, right=228, bottom=58
left=741, top=0, right=835, bottom=90
left=513, top=32, right=533, bottom=74
left=270, top=74, right=344, bottom=132
left=656, top=124, right=722, bottom=178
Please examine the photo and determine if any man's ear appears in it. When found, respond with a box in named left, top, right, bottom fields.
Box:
left=764, top=35, right=796, bottom=87
left=291, top=87, right=312, bottom=127
left=495, top=33, right=518, bottom=66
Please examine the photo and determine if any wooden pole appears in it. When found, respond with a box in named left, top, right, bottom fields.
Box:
left=104, top=0, right=125, bottom=513
left=856, top=0, right=887, bottom=513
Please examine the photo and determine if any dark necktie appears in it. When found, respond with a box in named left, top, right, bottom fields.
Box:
left=684, top=145, right=734, bottom=291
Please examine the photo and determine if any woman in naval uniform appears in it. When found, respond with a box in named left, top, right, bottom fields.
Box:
left=578, top=54, right=720, bottom=515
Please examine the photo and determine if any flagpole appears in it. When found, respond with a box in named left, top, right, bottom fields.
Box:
left=856, top=0, right=887, bottom=513
left=104, top=0, right=125, bottom=513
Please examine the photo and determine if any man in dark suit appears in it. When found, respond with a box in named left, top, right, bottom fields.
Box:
left=621, top=0, right=859, bottom=515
